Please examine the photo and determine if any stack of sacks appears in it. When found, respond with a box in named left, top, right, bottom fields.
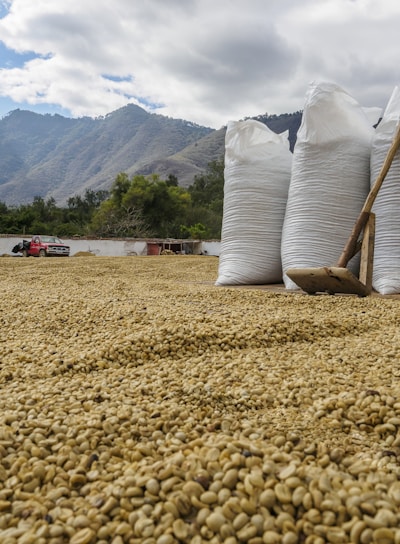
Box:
left=370, top=86, right=400, bottom=295
left=216, top=120, right=292, bottom=286
left=281, top=81, right=375, bottom=289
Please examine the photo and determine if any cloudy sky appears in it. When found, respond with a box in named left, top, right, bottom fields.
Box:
left=0, top=0, right=399, bottom=128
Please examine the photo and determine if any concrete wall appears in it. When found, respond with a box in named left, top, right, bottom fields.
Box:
left=0, top=236, right=220, bottom=257
left=201, top=241, right=221, bottom=257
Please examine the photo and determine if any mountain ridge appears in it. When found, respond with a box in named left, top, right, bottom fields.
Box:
left=0, top=104, right=301, bottom=205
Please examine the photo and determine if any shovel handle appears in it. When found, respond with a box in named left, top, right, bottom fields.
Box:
left=337, top=122, right=400, bottom=268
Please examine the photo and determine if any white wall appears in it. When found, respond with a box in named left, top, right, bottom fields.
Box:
left=202, top=241, right=220, bottom=257
left=0, top=237, right=220, bottom=257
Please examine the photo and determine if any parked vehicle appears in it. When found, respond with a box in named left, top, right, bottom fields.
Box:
left=12, top=235, right=70, bottom=257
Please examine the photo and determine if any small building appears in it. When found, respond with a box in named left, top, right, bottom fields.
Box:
left=147, top=239, right=202, bottom=255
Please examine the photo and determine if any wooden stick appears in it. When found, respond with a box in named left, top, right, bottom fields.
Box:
left=358, top=212, right=375, bottom=293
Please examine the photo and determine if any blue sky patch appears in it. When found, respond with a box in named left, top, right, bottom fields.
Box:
left=137, top=97, right=164, bottom=111
left=102, top=74, right=133, bottom=83
left=0, top=96, right=71, bottom=119
left=0, top=42, right=39, bottom=69
left=0, top=1, right=10, bottom=19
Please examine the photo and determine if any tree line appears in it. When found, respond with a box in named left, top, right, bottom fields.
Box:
left=0, top=159, right=224, bottom=240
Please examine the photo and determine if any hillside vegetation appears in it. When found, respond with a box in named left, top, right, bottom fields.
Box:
left=0, top=106, right=302, bottom=206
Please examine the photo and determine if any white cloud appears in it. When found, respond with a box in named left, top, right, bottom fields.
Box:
left=0, top=0, right=399, bottom=127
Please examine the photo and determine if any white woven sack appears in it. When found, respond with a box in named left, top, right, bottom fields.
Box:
left=216, top=119, right=292, bottom=286
left=281, top=81, right=374, bottom=289
left=370, top=86, right=400, bottom=295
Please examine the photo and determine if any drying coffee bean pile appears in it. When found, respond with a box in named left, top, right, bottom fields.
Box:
left=1, top=256, right=400, bottom=543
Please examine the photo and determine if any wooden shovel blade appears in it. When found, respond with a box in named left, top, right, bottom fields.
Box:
left=286, top=266, right=370, bottom=296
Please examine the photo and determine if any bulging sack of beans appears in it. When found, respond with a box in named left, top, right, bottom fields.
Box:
left=370, top=86, right=400, bottom=295
left=216, top=119, right=292, bottom=286
left=281, top=81, right=374, bottom=289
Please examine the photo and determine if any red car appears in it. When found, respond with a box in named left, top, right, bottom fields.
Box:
left=14, top=235, right=70, bottom=257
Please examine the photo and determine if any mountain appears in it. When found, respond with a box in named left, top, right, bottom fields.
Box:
left=0, top=105, right=302, bottom=205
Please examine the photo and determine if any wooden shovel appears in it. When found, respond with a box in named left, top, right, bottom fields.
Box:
left=286, top=122, right=400, bottom=296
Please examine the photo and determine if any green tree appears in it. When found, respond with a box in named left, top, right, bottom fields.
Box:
left=166, top=174, right=178, bottom=187
left=0, top=202, right=20, bottom=233
left=32, top=196, right=58, bottom=223
left=11, top=203, right=36, bottom=234
left=189, top=158, right=224, bottom=209
left=67, top=189, right=108, bottom=233
left=180, top=222, right=210, bottom=240
left=90, top=173, right=192, bottom=238
left=111, top=173, right=131, bottom=205
left=188, top=157, right=224, bottom=238
left=90, top=198, right=150, bottom=238
left=0, top=158, right=224, bottom=239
